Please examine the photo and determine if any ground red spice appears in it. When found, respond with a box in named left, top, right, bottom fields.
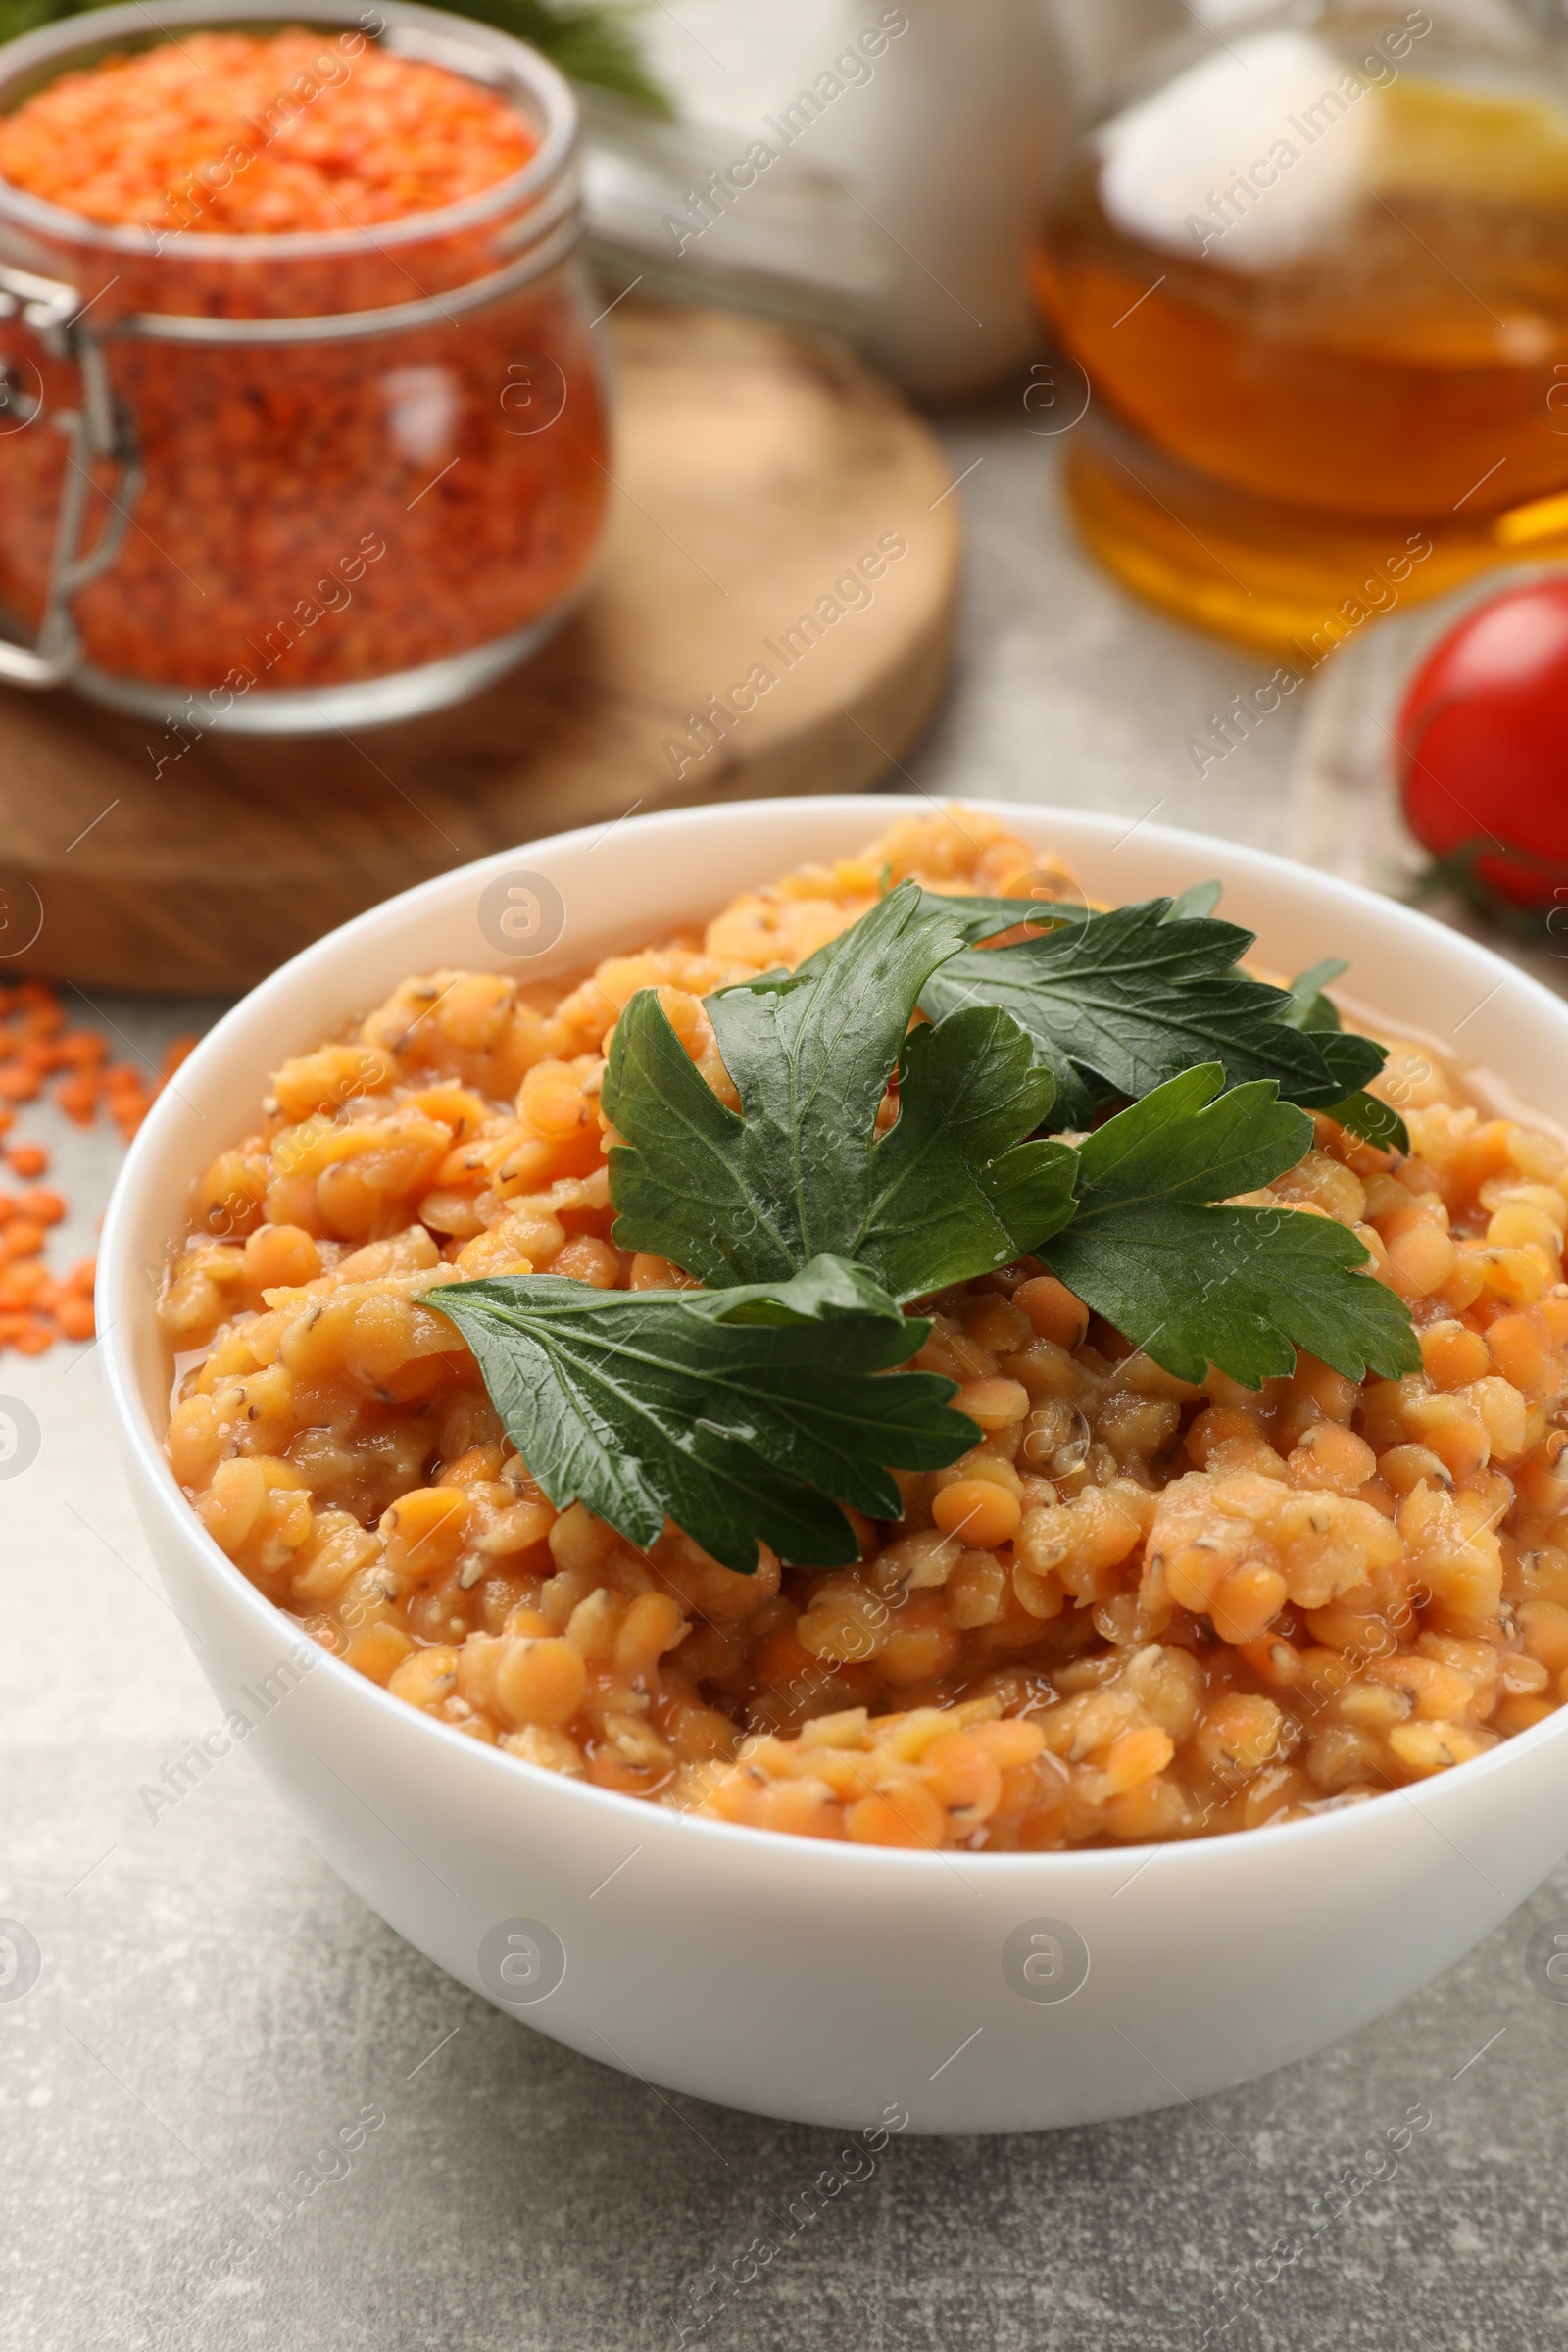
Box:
left=0, top=32, right=608, bottom=695
left=0, top=977, right=196, bottom=1352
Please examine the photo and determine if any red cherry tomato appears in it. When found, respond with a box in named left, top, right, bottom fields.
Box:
left=1395, top=576, right=1568, bottom=911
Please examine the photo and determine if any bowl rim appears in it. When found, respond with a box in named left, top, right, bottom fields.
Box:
left=97, top=791, right=1568, bottom=1883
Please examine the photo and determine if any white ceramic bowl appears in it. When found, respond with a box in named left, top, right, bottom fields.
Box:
left=99, top=797, right=1568, bottom=2134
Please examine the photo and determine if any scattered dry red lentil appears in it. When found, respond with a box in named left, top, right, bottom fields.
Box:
left=0, top=978, right=198, bottom=1352
left=0, top=31, right=536, bottom=235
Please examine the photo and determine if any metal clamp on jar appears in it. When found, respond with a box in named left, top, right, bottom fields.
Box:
left=0, top=260, right=141, bottom=689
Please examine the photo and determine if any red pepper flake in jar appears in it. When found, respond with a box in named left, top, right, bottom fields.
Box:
left=0, top=22, right=610, bottom=712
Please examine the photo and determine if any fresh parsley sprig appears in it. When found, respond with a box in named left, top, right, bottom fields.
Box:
left=915, top=887, right=1393, bottom=1139
left=1027, top=1066, right=1419, bottom=1388
left=427, top=1255, right=974, bottom=1574
left=1278, top=956, right=1410, bottom=1153
left=426, top=871, right=1420, bottom=1572
left=602, top=884, right=1073, bottom=1301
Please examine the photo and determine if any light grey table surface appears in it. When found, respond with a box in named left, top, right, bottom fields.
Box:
left=5, top=410, right=1564, bottom=2352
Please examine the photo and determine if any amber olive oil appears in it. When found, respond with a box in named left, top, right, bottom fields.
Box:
left=1034, top=13, right=1568, bottom=653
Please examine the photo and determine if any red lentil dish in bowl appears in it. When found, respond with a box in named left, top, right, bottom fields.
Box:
left=152, top=803, right=1568, bottom=1856
left=102, top=798, right=1568, bottom=2131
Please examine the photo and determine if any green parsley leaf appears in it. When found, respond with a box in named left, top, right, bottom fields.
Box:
left=917, top=895, right=1396, bottom=1135
left=913, top=890, right=1088, bottom=946
left=915, top=877, right=1221, bottom=945
left=603, top=881, right=1072, bottom=1300
left=918, top=897, right=1340, bottom=1130
left=1298, top=1031, right=1385, bottom=1097
left=1281, top=958, right=1410, bottom=1152
left=1166, top=880, right=1224, bottom=921
left=422, top=1256, right=973, bottom=1574
left=1036, top=1066, right=1422, bottom=1388
left=854, top=1007, right=1076, bottom=1300
left=1283, top=956, right=1350, bottom=1024
left=1273, top=967, right=1385, bottom=1106
left=1066, top=1061, right=1314, bottom=1204
left=1322, top=1090, right=1409, bottom=1152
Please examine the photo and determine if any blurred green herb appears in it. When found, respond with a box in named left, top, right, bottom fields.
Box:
left=429, top=0, right=667, bottom=109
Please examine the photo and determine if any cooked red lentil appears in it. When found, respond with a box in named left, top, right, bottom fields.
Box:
left=0, top=31, right=535, bottom=234
left=159, top=810, right=1568, bottom=1848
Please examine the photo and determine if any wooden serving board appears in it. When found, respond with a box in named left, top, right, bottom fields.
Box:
left=0, top=299, right=960, bottom=994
